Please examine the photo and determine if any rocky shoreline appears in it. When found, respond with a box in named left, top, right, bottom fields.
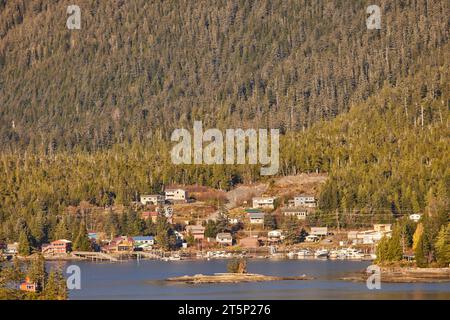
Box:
left=341, top=267, right=450, bottom=283
left=166, top=273, right=313, bottom=284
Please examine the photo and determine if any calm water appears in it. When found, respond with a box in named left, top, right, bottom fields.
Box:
left=48, top=259, right=450, bottom=300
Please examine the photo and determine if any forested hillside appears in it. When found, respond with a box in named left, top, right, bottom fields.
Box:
left=0, top=44, right=448, bottom=241
left=0, top=0, right=448, bottom=151
left=0, top=0, right=448, bottom=244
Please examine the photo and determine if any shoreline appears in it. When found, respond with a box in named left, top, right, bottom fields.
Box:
left=341, top=267, right=450, bottom=283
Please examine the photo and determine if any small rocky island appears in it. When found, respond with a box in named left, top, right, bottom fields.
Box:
left=166, top=258, right=313, bottom=284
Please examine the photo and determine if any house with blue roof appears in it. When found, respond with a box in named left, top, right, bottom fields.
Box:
left=132, top=236, right=155, bottom=248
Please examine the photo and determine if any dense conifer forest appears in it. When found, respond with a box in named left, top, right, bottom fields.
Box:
left=0, top=0, right=448, bottom=150
left=0, top=1, right=448, bottom=249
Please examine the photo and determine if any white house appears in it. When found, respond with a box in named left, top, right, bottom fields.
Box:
left=252, top=196, right=276, bottom=209
left=373, top=224, right=392, bottom=233
left=305, top=235, right=319, bottom=242
left=140, top=194, right=165, bottom=206
left=248, top=212, right=265, bottom=224
left=409, top=214, right=422, bottom=222
left=348, top=230, right=385, bottom=245
left=216, top=233, right=233, bottom=246
left=310, top=227, right=328, bottom=237
left=6, top=242, right=19, bottom=254
left=132, top=236, right=155, bottom=248
left=165, top=188, right=187, bottom=202
left=268, top=230, right=285, bottom=241
left=228, top=217, right=240, bottom=224
left=281, top=207, right=309, bottom=220
left=293, top=194, right=316, bottom=208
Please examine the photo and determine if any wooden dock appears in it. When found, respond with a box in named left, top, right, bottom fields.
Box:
left=72, top=251, right=118, bottom=262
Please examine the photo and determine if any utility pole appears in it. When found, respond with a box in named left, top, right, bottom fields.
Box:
left=420, top=103, right=424, bottom=128
left=336, top=209, right=340, bottom=232
left=401, top=226, right=405, bottom=256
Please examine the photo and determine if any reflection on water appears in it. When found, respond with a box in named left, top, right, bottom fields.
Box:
left=47, top=259, right=450, bottom=300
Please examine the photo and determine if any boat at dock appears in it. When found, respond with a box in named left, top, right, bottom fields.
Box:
left=314, top=249, right=329, bottom=258
left=162, top=254, right=182, bottom=261
left=297, top=249, right=314, bottom=258
left=287, top=251, right=297, bottom=259
left=168, top=254, right=182, bottom=261
left=345, top=248, right=365, bottom=260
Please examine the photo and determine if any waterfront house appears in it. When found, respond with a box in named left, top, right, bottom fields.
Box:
left=310, top=227, right=328, bottom=237
left=252, top=196, right=276, bottom=209
left=216, top=233, right=233, bottom=246
left=248, top=211, right=265, bottom=224
left=104, top=236, right=135, bottom=253
left=293, top=194, right=316, bottom=208
left=281, top=207, right=309, bottom=220
left=409, top=214, right=422, bottom=222
left=140, top=194, right=165, bottom=206
left=185, top=225, right=205, bottom=241
left=165, top=188, right=188, bottom=203
left=20, top=277, right=37, bottom=293
left=132, top=236, right=154, bottom=250
left=41, top=239, right=72, bottom=255
left=141, top=211, right=159, bottom=223
left=348, top=230, right=385, bottom=245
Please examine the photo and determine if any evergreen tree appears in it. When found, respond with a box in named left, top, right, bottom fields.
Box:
left=155, top=216, right=171, bottom=251
left=186, top=231, right=195, bottom=247
left=283, top=216, right=301, bottom=245
left=29, top=213, right=48, bottom=246
left=73, top=222, right=91, bottom=251
left=43, top=267, right=67, bottom=300
left=56, top=268, right=68, bottom=300
left=126, top=210, right=145, bottom=236
left=215, top=214, right=230, bottom=234
left=414, top=234, right=427, bottom=267
left=27, top=254, right=46, bottom=292
left=387, top=225, right=403, bottom=262
left=54, top=218, right=70, bottom=240
left=412, top=223, right=424, bottom=252
left=264, top=213, right=277, bottom=230
left=145, top=219, right=156, bottom=236
left=105, top=211, right=120, bottom=237
left=435, top=224, right=450, bottom=267
left=18, top=229, right=32, bottom=256
left=43, top=271, right=59, bottom=300
left=376, top=236, right=389, bottom=263
left=204, top=220, right=217, bottom=238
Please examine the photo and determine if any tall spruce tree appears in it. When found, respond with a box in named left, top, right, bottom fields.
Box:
left=414, top=234, right=427, bottom=267
left=18, top=230, right=32, bottom=256
left=435, top=224, right=450, bottom=267
left=73, top=222, right=91, bottom=251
